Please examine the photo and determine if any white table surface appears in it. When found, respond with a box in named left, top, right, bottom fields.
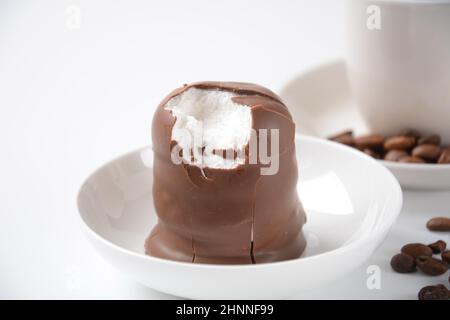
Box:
left=1, top=0, right=449, bottom=299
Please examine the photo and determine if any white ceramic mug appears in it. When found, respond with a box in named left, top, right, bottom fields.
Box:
left=346, top=0, right=450, bottom=143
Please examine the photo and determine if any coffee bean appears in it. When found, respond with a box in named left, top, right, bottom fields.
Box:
left=390, top=253, right=416, bottom=273
left=333, top=135, right=354, bottom=146
left=399, top=129, right=421, bottom=139
left=328, top=130, right=354, bottom=146
left=399, top=156, right=426, bottom=163
left=354, top=134, right=385, bottom=150
left=426, top=217, right=450, bottom=231
left=412, top=144, right=442, bottom=162
left=428, top=240, right=447, bottom=254
left=418, top=284, right=449, bottom=300
left=418, top=134, right=441, bottom=146
left=363, top=148, right=380, bottom=159
left=442, top=251, right=450, bottom=264
left=384, top=150, right=408, bottom=162
left=416, top=256, right=448, bottom=276
left=401, top=243, right=433, bottom=258
left=438, top=149, right=450, bottom=164
left=328, top=130, right=353, bottom=140
left=384, top=136, right=416, bottom=151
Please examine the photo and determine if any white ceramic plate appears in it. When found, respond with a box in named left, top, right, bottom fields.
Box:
left=280, top=60, right=450, bottom=190
left=77, top=135, right=402, bottom=299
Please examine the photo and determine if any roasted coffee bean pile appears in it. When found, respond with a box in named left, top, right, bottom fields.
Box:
left=328, top=130, right=450, bottom=164
left=390, top=217, right=450, bottom=300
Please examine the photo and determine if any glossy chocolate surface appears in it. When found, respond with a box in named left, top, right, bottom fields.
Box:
left=145, top=82, right=306, bottom=264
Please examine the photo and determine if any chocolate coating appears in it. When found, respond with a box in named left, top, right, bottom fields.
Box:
left=145, top=81, right=306, bottom=264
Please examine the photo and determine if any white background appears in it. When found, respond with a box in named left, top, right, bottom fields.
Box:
left=0, top=0, right=449, bottom=299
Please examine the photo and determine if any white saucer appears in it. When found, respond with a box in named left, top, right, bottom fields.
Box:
left=77, top=135, right=402, bottom=299
left=280, top=60, right=450, bottom=190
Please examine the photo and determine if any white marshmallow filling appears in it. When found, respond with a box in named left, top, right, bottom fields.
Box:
left=165, top=88, right=252, bottom=169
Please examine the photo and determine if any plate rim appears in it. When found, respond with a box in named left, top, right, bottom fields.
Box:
left=381, top=160, right=450, bottom=170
